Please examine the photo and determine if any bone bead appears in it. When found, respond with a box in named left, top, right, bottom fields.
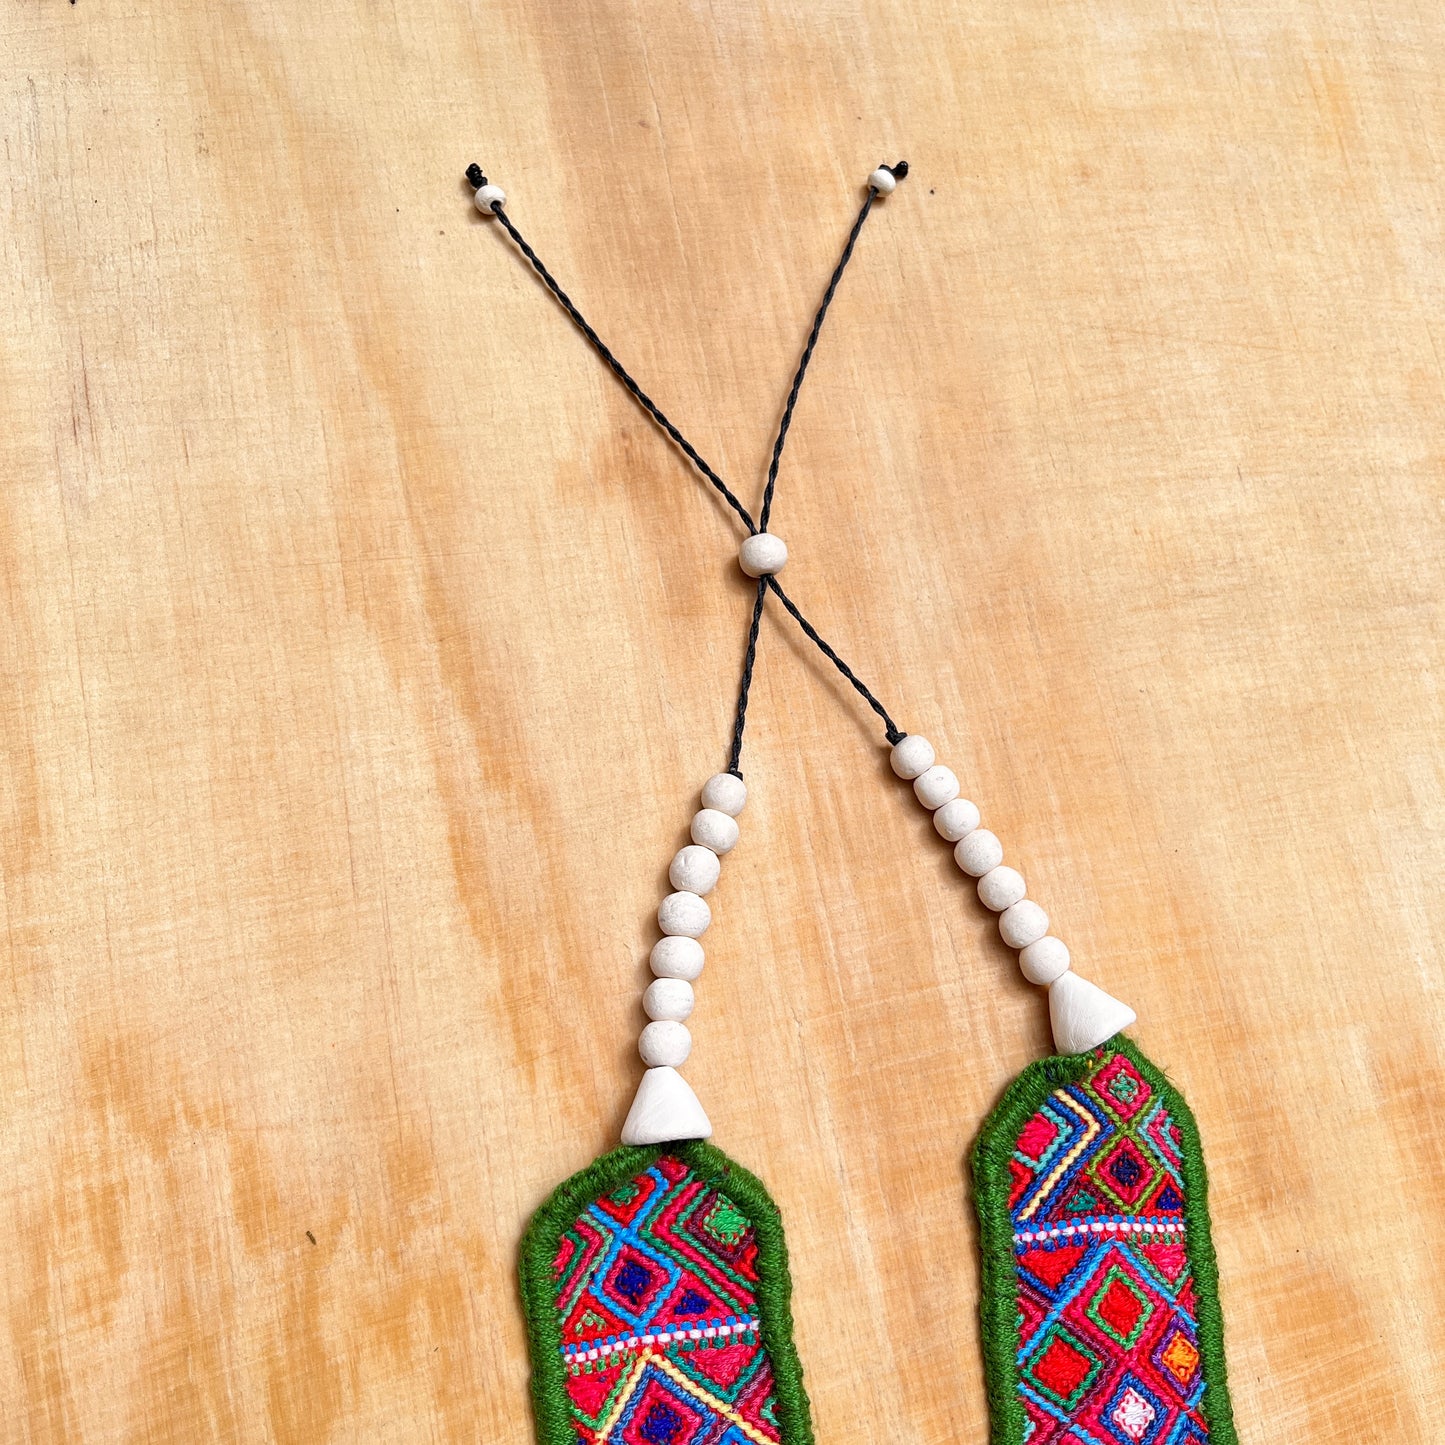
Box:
left=643, top=977, right=695, bottom=1023
left=658, top=891, right=711, bottom=938
left=999, top=899, right=1049, bottom=949
left=669, top=844, right=721, bottom=896
left=1048, top=971, right=1136, bottom=1055
left=978, top=865, right=1027, bottom=912
left=621, top=1066, right=712, bottom=1145
left=913, top=764, right=960, bottom=810
left=933, top=797, right=981, bottom=842
left=1019, top=936, right=1071, bottom=985
left=701, top=772, right=747, bottom=817
left=954, top=829, right=1003, bottom=877
left=691, top=808, right=739, bottom=855
left=650, top=935, right=705, bottom=981
left=890, top=735, right=935, bottom=779
left=639, top=1019, right=692, bottom=1068
left=739, top=532, right=789, bottom=577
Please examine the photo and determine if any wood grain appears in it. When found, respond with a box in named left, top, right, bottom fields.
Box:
left=3, top=1, right=1443, bottom=1439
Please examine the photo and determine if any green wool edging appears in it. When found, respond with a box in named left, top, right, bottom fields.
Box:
left=972, top=1036, right=1239, bottom=1445
left=519, top=1139, right=815, bottom=1445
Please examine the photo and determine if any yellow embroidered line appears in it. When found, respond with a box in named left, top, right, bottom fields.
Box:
left=649, top=1352, right=777, bottom=1445
left=1017, top=1089, right=1100, bottom=1223
left=593, top=1352, right=649, bottom=1441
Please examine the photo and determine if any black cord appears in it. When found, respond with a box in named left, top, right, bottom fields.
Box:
left=471, top=164, right=908, bottom=770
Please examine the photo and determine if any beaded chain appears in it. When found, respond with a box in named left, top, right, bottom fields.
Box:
left=468, top=162, right=1136, bottom=1145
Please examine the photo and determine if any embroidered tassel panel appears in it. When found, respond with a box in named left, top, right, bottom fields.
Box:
left=974, top=1038, right=1237, bottom=1445
left=521, top=1141, right=813, bottom=1445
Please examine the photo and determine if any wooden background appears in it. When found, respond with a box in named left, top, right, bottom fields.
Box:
left=3, top=1, right=1442, bottom=1440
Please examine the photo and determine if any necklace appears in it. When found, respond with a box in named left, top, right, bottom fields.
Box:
left=468, top=162, right=1238, bottom=1445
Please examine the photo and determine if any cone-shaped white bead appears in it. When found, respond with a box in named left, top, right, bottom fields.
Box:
left=621, top=1066, right=713, bottom=1145
left=1048, top=971, right=1136, bottom=1054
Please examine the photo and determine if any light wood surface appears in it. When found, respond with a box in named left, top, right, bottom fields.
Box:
left=4, top=2, right=1443, bottom=1440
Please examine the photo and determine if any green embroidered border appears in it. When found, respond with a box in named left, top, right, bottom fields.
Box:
left=519, top=1139, right=815, bottom=1445
left=972, top=1036, right=1238, bottom=1445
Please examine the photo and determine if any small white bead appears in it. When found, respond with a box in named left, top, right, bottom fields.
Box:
left=650, top=935, right=704, bottom=981
left=913, top=765, right=960, bottom=810
left=669, top=845, right=721, bottom=896
left=738, top=533, right=788, bottom=577
left=639, top=1020, right=692, bottom=1067
left=955, top=829, right=1004, bottom=877
left=889, top=735, right=935, bottom=779
left=700, top=772, right=747, bottom=817
left=691, top=808, right=739, bottom=855
left=658, top=891, right=711, bottom=938
left=1019, top=935, right=1071, bottom=985
left=474, top=183, right=506, bottom=213
left=643, top=977, right=695, bottom=1022
left=869, top=167, right=897, bottom=194
left=978, top=865, right=1027, bottom=911
left=999, top=899, right=1049, bottom=949
left=933, top=797, right=981, bottom=842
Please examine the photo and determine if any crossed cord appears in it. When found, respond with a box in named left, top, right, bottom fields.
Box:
left=468, top=161, right=911, bottom=774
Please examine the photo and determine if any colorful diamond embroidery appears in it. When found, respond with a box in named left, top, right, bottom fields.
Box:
left=993, top=1047, right=1219, bottom=1443
left=550, top=1154, right=781, bottom=1444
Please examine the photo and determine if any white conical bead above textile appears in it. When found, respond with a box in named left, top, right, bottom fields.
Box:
left=1048, top=971, right=1136, bottom=1055
left=620, top=1067, right=713, bottom=1146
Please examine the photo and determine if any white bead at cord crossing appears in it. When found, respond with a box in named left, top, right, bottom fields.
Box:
left=933, top=797, right=981, bottom=842
left=639, top=1019, right=692, bottom=1067
left=644, top=977, right=695, bottom=1022
left=913, top=764, right=960, bottom=810
left=1019, top=935, right=1071, bottom=985
left=890, top=735, right=935, bottom=779
left=1000, top=899, right=1049, bottom=949
left=650, top=935, right=705, bottom=981
left=474, top=183, right=506, bottom=213
left=701, top=772, right=747, bottom=817
left=869, top=166, right=897, bottom=194
left=658, top=891, right=711, bottom=938
left=669, top=845, right=721, bottom=896
left=691, top=808, right=739, bottom=855
left=739, top=533, right=788, bottom=577
left=955, top=828, right=1004, bottom=877
left=978, top=865, right=1027, bottom=912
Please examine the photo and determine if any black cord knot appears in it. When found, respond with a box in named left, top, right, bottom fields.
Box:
left=886, top=161, right=909, bottom=180
left=465, top=163, right=487, bottom=189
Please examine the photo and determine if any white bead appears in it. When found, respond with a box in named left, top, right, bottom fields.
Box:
left=691, top=808, right=739, bottom=855
left=650, top=935, right=704, bottom=981
left=658, top=891, right=711, bottom=938
left=669, top=845, right=721, bottom=896
left=1019, top=936, right=1070, bottom=985
left=954, top=828, right=1003, bottom=877
left=621, top=1066, right=711, bottom=1145
left=1048, top=971, right=1135, bottom=1055
left=639, top=1019, right=692, bottom=1067
left=739, top=533, right=788, bottom=577
left=999, top=899, right=1049, bottom=949
left=869, top=167, right=897, bottom=194
left=978, top=865, right=1026, bottom=912
left=474, top=183, right=506, bottom=213
left=889, top=735, right=935, bottom=779
left=933, top=797, right=981, bottom=842
left=644, top=977, right=695, bottom=1022
left=701, top=772, right=747, bottom=817
left=913, top=765, right=960, bottom=810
